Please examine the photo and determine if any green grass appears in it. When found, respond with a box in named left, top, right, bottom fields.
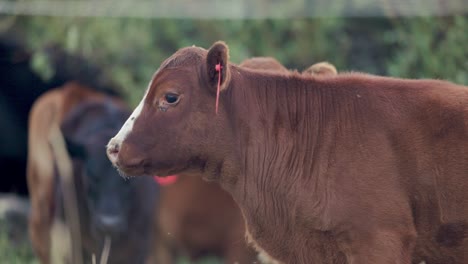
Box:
left=177, top=256, right=223, bottom=264
left=0, top=217, right=223, bottom=264
left=0, top=227, right=224, bottom=264
left=0, top=222, right=38, bottom=264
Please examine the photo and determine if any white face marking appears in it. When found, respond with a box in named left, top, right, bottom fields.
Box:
left=112, top=98, right=144, bottom=142
left=111, top=79, right=153, bottom=144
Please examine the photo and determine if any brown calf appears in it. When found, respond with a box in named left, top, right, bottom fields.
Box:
left=28, top=83, right=159, bottom=264
left=156, top=57, right=336, bottom=264
left=107, top=42, right=468, bottom=264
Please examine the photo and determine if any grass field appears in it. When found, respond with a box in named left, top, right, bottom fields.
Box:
left=0, top=226, right=223, bottom=264
left=0, top=197, right=224, bottom=264
left=0, top=222, right=38, bottom=264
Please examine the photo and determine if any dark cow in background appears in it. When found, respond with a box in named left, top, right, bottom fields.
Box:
left=0, top=35, right=51, bottom=195
left=107, top=41, right=468, bottom=264
left=28, top=83, right=161, bottom=264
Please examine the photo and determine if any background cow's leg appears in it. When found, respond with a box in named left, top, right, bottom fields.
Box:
left=146, top=230, right=175, bottom=264
left=27, top=89, right=61, bottom=263
left=149, top=242, right=174, bottom=264
left=338, top=228, right=416, bottom=264
left=28, top=163, right=55, bottom=263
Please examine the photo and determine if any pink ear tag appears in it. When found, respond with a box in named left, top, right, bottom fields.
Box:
left=215, top=63, right=222, bottom=115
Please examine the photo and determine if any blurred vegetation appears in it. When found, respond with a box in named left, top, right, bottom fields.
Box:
left=387, top=15, right=468, bottom=84
left=2, top=14, right=466, bottom=106
left=177, top=256, right=222, bottom=264
left=0, top=220, right=38, bottom=264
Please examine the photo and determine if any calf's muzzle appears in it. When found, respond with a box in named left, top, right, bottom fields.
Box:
left=106, top=138, right=120, bottom=165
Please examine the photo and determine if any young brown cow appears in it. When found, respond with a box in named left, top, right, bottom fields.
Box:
left=155, top=57, right=336, bottom=264
left=107, top=42, right=468, bottom=264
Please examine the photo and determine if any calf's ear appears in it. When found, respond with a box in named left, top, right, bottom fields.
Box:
left=205, top=41, right=231, bottom=93
left=302, top=61, right=338, bottom=76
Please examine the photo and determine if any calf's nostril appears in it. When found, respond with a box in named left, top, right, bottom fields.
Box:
left=109, top=143, right=119, bottom=154
left=106, top=141, right=120, bottom=163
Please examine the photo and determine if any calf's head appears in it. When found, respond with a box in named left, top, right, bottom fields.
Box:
left=62, top=99, right=135, bottom=237
left=107, top=42, right=236, bottom=180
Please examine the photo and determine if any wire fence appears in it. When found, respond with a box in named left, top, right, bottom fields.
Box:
left=0, top=0, right=467, bottom=19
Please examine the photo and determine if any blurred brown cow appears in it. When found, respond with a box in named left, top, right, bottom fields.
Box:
left=240, top=57, right=337, bottom=76
left=157, top=176, right=257, bottom=263
left=302, top=61, right=337, bottom=76
left=239, top=57, right=290, bottom=73
left=27, top=83, right=160, bottom=264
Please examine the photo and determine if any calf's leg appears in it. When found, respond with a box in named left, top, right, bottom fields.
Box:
left=28, top=164, right=55, bottom=263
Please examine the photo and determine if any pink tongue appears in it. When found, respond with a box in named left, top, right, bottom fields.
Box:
left=153, top=175, right=178, bottom=186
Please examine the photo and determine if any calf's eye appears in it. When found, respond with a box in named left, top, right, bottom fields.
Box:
left=164, top=93, right=179, bottom=104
